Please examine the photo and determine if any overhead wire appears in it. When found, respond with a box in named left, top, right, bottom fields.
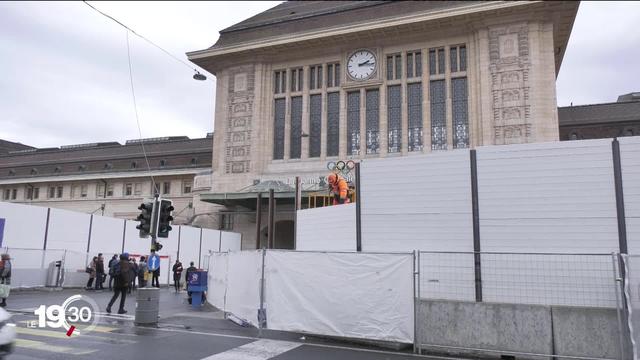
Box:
left=82, top=0, right=212, bottom=81
left=125, top=30, right=156, bottom=193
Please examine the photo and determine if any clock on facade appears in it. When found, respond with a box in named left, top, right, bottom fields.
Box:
left=347, top=49, right=376, bottom=80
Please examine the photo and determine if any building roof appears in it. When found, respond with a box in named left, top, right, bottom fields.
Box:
left=0, top=136, right=213, bottom=180
left=0, top=139, right=34, bottom=155
left=188, top=1, right=579, bottom=75
left=558, top=100, right=640, bottom=126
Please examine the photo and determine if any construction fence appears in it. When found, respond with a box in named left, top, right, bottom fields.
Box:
left=207, top=249, right=635, bottom=360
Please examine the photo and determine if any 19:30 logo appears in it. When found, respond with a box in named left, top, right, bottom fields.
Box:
left=30, top=295, right=99, bottom=336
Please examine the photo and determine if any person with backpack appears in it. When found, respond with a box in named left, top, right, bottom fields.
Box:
left=108, top=254, right=118, bottom=290
left=138, top=256, right=148, bottom=288
left=106, top=253, right=131, bottom=314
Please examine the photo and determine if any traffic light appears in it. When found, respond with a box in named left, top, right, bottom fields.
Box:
left=151, top=241, right=163, bottom=252
left=157, top=199, right=174, bottom=238
left=136, top=201, right=154, bottom=238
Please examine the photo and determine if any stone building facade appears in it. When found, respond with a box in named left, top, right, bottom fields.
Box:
left=188, top=1, right=579, bottom=249
left=559, top=93, right=640, bottom=141
left=0, top=136, right=220, bottom=228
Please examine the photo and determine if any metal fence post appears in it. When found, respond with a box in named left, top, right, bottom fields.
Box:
left=416, top=251, right=422, bottom=354
left=413, top=250, right=419, bottom=354
left=612, top=253, right=626, bottom=360
left=258, top=247, right=267, bottom=337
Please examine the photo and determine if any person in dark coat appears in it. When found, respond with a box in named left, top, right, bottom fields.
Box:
left=128, top=258, right=138, bottom=294
left=108, top=254, right=118, bottom=290
left=138, top=256, right=148, bottom=288
left=185, top=262, right=197, bottom=304
left=94, top=253, right=105, bottom=290
left=0, top=254, right=12, bottom=307
left=172, top=260, right=183, bottom=293
left=106, top=253, right=131, bottom=314
left=86, top=256, right=97, bottom=290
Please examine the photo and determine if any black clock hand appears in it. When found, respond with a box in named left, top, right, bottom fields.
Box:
left=358, top=60, right=371, bottom=66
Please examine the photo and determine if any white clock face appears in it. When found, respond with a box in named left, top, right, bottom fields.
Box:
left=347, top=50, right=376, bottom=80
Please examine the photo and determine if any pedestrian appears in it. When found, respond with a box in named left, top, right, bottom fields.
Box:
left=108, top=254, right=118, bottom=290
left=128, top=257, right=138, bottom=294
left=0, top=254, right=12, bottom=307
left=172, top=259, right=183, bottom=293
left=95, top=253, right=105, bottom=290
left=85, top=256, right=97, bottom=290
left=148, top=250, right=161, bottom=288
left=106, top=253, right=131, bottom=314
left=138, top=256, right=148, bottom=288
left=185, top=261, right=197, bottom=304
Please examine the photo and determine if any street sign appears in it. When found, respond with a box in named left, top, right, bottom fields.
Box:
left=148, top=254, right=160, bottom=271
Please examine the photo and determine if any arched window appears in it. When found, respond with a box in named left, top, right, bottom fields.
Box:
left=569, top=132, right=578, bottom=140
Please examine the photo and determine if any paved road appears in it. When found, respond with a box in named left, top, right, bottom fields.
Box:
left=6, top=288, right=454, bottom=360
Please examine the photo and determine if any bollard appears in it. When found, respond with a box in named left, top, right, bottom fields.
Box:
left=135, top=287, right=159, bottom=325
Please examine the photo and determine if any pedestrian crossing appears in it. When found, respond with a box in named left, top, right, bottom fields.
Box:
left=199, top=339, right=302, bottom=360
left=12, top=319, right=126, bottom=357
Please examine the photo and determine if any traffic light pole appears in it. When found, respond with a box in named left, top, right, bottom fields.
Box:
left=151, top=193, right=160, bottom=252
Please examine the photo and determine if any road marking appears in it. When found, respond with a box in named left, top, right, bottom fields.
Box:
left=200, top=339, right=302, bottom=360
left=15, top=338, right=97, bottom=355
left=15, top=326, right=137, bottom=344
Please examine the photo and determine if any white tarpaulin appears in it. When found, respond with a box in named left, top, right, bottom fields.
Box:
left=208, top=252, right=229, bottom=311
left=224, top=251, right=262, bottom=326
left=264, top=251, right=414, bottom=343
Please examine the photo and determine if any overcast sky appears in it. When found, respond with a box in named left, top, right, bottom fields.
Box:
left=0, top=1, right=638, bottom=149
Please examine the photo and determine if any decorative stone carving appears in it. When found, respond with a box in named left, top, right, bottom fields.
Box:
left=224, top=66, right=255, bottom=174
left=489, top=23, right=532, bottom=145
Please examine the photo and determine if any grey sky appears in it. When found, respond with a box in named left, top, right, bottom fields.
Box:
left=0, top=1, right=638, bottom=149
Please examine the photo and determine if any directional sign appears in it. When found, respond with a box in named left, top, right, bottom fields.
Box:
left=148, top=254, right=160, bottom=271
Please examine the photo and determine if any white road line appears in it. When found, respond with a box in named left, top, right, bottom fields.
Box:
left=200, top=339, right=302, bottom=360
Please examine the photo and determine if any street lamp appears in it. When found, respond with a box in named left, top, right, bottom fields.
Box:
left=193, top=71, right=207, bottom=81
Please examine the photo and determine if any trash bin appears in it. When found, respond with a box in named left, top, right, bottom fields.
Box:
left=45, top=260, right=62, bottom=287
left=135, top=287, right=159, bottom=325
left=187, top=270, right=207, bottom=308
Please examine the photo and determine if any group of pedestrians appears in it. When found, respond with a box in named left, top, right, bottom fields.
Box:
left=85, top=253, right=105, bottom=290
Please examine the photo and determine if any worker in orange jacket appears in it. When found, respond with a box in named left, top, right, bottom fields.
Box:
left=327, top=173, right=350, bottom=205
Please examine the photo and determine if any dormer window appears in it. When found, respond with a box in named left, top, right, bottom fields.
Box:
left=104, top=163, right=112, bottom=170
left=30, top=168, right=38, bottom=175
left=8, top=170, right=15, bottom=176
left=54, top=166, right=62, bottom=173
left=159, top=159, right=166, bottom=167
left=131, top=161, right=137, bottom=169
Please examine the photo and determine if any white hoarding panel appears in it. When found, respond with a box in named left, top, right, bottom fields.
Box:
left=179, top=226, right=201, bottom=268
left=360, top=151, right=473, bottom=252
left=89, top=216, right=125, bottom=254
left=0, top=202, right=48, bottom=249
left=265, top=251, right=414, bottom=343
left=46, top=208, right=91, bottom=252
left=296, top=204, right=356, bottom=251
left=620, top=137, right=640, bottom=254
left=477, top=139, right=618, bottom=253
left=220, top=231, right=241, bottom=252
left=225, top=251, right=262, bottom=326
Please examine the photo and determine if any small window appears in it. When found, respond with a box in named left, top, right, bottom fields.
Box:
left=54, top=166, right=62, bottom=173
left=48, top=186, right=55, bottom=199
left=106, top=184, right=113, bottom=197
left=56, top=186, right=63, bottom=198
left=104, top=163, right=112, bottom=170
left=78, top=165, right=87, bottom=171
left=97, top=183, right=105, bottom=197
left=407, top=51, right=422, bottom=78
left=386, top=54, right=402, bottom=80
left=134, top=183, right=142, bottom=196
left=183, top=181, right=192, bottom=194
left=290, top=68, right=303, bottom=92
left=11, top=189, right=16, bottom=200
left=220, top=214, right=234, bottom=231
left=274, top=70, right=286, bottom=94
left=131, top=161, right=137, bottom=169
left=450, top=45, right=467, bottom=73
left=26, top=187, right=33, bottom=200
left=33, top=187, right=39, bottom=199
left=159, top=159, right=166, bottom=167
left=327, top=62, right=340, bottom=87
left=191, top=157, right=197, bottom=166
left=80, top=185, right=87, bottom=198
left=162, top=181, right=171, bottom=195
left=8, top=170, right=15, bottom=176
left=429, top=47, right=446, bottom=75
left=71, top=185, right=78, bottom=198
left=3, top=189, right=10, bottom=200
left=125, top=183, right=133, bottom=196
left=31, top=168, right=38, bottom=175
left=570, top=132, right=578, bottom=140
